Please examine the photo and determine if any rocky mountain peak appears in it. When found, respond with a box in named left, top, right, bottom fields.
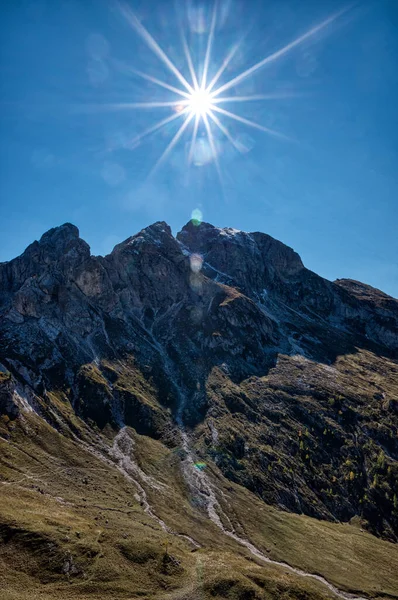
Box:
left=39, top=222, right=80, bottom=245
left=177, top=220, right=302, bottom=268
left=177, top=220, right=305, bottom=306
left=31, top=222, right=90, bottom=262
left=0, top=223, right=90, bottom=295
left=177, top=220, right=248, bottom=251
left=111, top=221, right=173, bottom=255
left=1, top=218, right=398, bottom=593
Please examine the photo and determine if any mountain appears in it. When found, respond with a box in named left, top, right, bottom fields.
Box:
left=1, top=220, right=398, bottom=600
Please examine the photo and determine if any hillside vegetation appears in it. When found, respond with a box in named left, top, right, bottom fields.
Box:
left=1, top=221, right=397, bottom=599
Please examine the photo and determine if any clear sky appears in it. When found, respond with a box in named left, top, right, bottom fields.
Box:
left=1, top=0, right=397, bottom=297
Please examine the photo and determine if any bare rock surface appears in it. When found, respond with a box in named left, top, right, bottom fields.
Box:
left=1, top=220, right=397, bottom=543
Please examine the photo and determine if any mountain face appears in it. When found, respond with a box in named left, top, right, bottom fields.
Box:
left=1, top=221, right=398, bottom=600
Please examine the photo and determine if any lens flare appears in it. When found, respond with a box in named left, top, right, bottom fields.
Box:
left=191, top=208, right=203, bottom=226
left=190, top=253, right=203, bottom=273
left=112, top=1, right=350, bottom=179
left=194, top=462, right=207, bottom=471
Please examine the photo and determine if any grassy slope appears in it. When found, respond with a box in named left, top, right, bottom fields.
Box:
left=195, top=349, right=398, bottom=539
left=1, top=405, right=398, bottom=600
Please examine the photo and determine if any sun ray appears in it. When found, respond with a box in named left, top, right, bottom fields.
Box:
left=212, top=105, right=290, bottom=140
left=203, top=112, right=223, bottom=185
left=212, top=7, right=349, bottom=97
left=150, top=112, right=194, bottom=175
left=105, top=2, right=349, bottom=175
left=188, top=114, right=200, bottom=165
left=208, top=110, right=240, bottom=149
left=178, top=20, right=200, bottom=91
left=115, top=63, right=191, bottom=99
left=104, top=108, right=188, bottom=153
left=205, top=39, right=243, bottom=93
left=117, top=1, right=194, bottom=94
left=212, top=92, right=300, bottom=104
left=86, top=101, right=190, bottom=111
left=201, top=1, right=218, bottom=89
left=127, top=108, right=189, bottom=149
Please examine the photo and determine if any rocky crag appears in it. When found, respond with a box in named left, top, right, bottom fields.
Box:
left=1, top=221, right=397, bottom=600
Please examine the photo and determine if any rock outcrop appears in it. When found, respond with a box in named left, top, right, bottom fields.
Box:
left=1, top=220, right=397, bottom=540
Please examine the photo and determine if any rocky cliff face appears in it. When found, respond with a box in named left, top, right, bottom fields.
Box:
left=1, top=220, right=398, bottom=546
left=177, top=221, right=398, bottom=352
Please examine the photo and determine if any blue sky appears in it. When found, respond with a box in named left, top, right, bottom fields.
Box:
left=1, top=0, right=397, bottom=297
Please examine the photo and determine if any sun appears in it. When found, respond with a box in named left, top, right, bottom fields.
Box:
left=112, top=2, right=348, bottom=176
left=187, top=88, right=214, bottom=117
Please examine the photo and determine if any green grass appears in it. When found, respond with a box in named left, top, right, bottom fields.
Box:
left=1, top=405, right=398, bottom=600
left=1, top=344, right=398, bottom=599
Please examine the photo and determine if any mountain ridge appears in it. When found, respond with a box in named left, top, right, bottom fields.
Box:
left=2, top=219, right=396, bottom=301
left=1, top=220, right=398, bottom=599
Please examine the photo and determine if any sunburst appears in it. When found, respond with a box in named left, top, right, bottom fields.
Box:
left=110, top=1, right=349, bottom=176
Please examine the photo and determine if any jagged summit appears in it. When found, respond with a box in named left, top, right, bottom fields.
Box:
left=178, top=220, right=305, bottom=294
left=30, top=222, right=87, bottom=259
left=178, top=219, right=242, bottom=240
left=1, top=220, right=397, bottom=352
left=1, top=219, right=398, bottom=598
left=111, top=221, right=173, bottom=254
left=40, top=222, right=80, bottom=242
left=7, top=219, right=305, bottom=267
left=6, top=219, right=397, bottom=309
